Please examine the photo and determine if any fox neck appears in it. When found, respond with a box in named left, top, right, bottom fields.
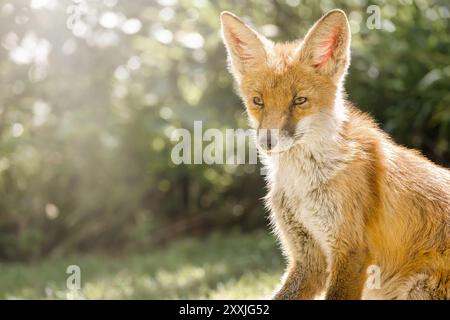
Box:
left=262, top=93, right=351, bottom=186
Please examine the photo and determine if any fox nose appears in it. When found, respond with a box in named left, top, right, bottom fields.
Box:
left=259, top=130, right=278, bottom=151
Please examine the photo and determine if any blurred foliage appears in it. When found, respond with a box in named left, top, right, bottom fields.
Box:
left=0, top=0, right=448, bottom=261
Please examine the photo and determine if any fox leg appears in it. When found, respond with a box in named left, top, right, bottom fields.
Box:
left=325, top=247, right=370, bottom=300
left=270, top=192, right=328, bottom=300
left=403, top=272, right=450, bottom=300
left=271, top=216, right=327, bottom=299
left=273, top=238, right=327, bottom=300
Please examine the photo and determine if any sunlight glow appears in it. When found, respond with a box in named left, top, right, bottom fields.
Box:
left=121, top=18, right=142, bottom=34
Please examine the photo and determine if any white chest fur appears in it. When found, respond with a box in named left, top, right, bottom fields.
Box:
left=261, top=102, right=352, bottom=260
left=264, top=146, right=346, bottom=259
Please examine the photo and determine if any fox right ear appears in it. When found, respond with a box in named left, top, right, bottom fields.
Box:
left=298, top=9, right=351, bottom=83
left=220, top=12, right=270, bottom=83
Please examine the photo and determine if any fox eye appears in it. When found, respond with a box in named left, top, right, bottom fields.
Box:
left=252, top=96, right=264, bottom=108
left=293, top=96, right=307, bottom=106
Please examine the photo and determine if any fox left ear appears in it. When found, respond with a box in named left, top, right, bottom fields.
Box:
left=298, top=9, right=351, bottom=82
left=220, top=11, right=270, bottom=84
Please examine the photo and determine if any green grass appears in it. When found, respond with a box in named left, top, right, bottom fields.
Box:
left=0, top=231, right=284, bottom=299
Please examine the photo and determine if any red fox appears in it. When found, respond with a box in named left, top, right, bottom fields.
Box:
left=220, top=9, right=450, bottom=299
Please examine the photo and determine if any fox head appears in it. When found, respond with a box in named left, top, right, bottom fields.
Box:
left=221, top=10, right=351, bottom=153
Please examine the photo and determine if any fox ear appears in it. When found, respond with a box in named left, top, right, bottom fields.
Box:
left=298, top=9, right=351, bottom=82
left=220, top=11, right=270, bottom=83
